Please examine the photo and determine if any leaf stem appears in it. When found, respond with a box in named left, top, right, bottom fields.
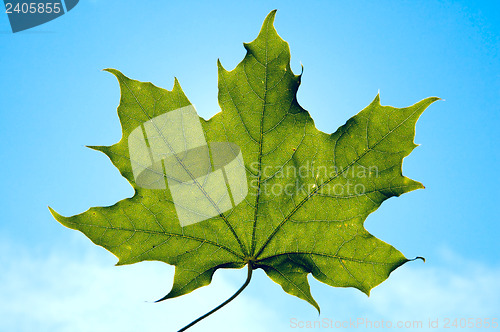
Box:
left=178, top=261, right=253, bottom=331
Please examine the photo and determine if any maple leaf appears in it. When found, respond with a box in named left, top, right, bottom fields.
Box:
left=50, top=10, right=437, bottom=326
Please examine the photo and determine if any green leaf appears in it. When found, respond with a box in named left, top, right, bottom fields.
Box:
left=50, top=10, right=437, bottom=313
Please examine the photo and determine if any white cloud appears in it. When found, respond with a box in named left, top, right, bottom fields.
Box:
left=1, top=241, right=498, bottom=332
left=313, top=247, right=500, bottom=331
left=283, top=246, right=500, bottom=331
left=0, top=240, right=280, bottom=332
left=367, top=248, right=500, bottom=321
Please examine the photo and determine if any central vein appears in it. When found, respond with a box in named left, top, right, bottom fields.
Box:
left=250, top=22, right=271, bottom=257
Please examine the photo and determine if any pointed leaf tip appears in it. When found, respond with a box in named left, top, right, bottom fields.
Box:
left=261, top=10, right=278, bottom=32
left=48, top=206, right=57, bottom=216
left=48, top=206, right=64, bottom=222
left=103, top=68, right=126, bottom=81
left=217, top=58, right=228, bottom=73
left=173, top=77, right=181, bottom=90
left=266, top=9, right=278, bottom=21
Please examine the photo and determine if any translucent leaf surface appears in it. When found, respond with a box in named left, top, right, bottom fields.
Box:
left=51, top=10, right=437, bottom=312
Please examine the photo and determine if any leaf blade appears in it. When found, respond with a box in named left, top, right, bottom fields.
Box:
left=51, top=11, right=437, bottom=310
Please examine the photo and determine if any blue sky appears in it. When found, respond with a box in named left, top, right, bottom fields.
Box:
left=0, top=1, right=499, bottom=331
